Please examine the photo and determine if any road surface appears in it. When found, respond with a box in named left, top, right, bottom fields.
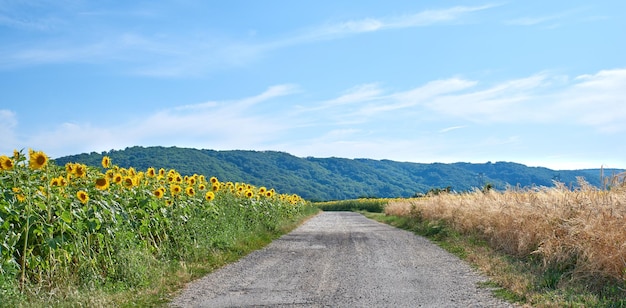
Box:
left=170, top=211, right=514, bottom=307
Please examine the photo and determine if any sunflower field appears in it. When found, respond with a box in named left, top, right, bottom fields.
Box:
left=0, top=149, right=307, bottom=298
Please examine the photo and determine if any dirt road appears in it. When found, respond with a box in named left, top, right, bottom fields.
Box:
left=170, top=211, right=514, bottom=307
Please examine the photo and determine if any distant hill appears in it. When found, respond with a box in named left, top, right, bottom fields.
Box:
left=53, top=146, right=623, bottom=201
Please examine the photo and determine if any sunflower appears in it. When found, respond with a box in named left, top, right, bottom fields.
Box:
left=244, top=189, right=254, bottom=198
left=65, top=163, right=75, bottom=174
left=29, top=150, right=48, bottom=170
left=0, top=155, right=14, bottom=170
left=122, top=176, right=135, bottom=189
left=113, top=173, right=123, bottom=184
left=16, top=194, right=26, bottom=203
left=198, top=183, right=206, bottom=190
left=259, top=187, right=267, bottom=194
left=212, top=183, right=220, bottom=192
left=101, top=156, right=111, bottom=169
left=76, top=190, right=89, bottom=204
left=153, top=187, right=165, bottom=199
left=265, top=190, right=274, bottom=198
left=50, top=177, right=60, bottom=187
left=95, top=177, right=110, bottom=190
left=185, top=186, right=195, bottom=197
left=187, top=177, right=196, bottom=186
left=146, top=167, right=156, bottom=178
left=210, top=176, right=218, bottom=184
left=74, top=164, right=87, bottom=178
left=170, top=184, right=182, bottom=196
left=205, top=191, right=215, bottom=202
left=158, top=168, right=166, bottom=177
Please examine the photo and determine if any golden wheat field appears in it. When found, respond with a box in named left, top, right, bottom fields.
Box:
left=385, top=176, right=626, bottom=287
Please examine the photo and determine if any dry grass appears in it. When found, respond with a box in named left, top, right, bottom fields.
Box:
left=385, top=175, right=626, bottom=292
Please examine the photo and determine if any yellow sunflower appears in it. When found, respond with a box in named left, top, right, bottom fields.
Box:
left=210, top=176, right=218, bottom=184
left=185, top=186, right=195, bottom=197
left=122, top=176, right=135, bottom=189
left=170, top=184, right=182, bottom=196
left=205, top=191, right=215, bottom=202
left=101, top=156, right=111, bottom=169
left=153, top=187, right=165, bottom=199
left=29, top=150, right=48, bottom=170
left=113, top=173, right=123, bottom=184
left=95, top=177, right=110, bottom=190
left=65, top=163, right=75, bottom=174
left=0, top=155, right=14, bottom=170
left=244, top=189, right=254, bottom=198
left=76, top=190, right=89, bottom=204
left=146, top=167, right=156, bottom=178
left=74, top=164, right=87, bottom=178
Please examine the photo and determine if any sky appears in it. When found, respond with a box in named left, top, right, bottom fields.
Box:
left=1, top=1, right=625, bottom=170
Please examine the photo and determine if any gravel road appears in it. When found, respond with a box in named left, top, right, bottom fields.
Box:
left=170, top=211, right=515, bottom=307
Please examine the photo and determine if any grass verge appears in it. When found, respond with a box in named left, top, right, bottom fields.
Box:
left=364, top=211, right=625, bottom=308
left=313, top=198, right=390, bottom=212
left=3, top=205, right=320, bottom=308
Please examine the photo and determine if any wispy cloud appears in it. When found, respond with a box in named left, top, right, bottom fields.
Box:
left=0, top=110, right=18, bottom=150
left=505, top=7, right=588, bottom=27
left=4, top=68, right=624, bottom=167
left=299, top=4, right=498, bottom=41
left=0, top=4, right=498, bottom=76
left=304, top=69, right=626, bottom=132
left=439, top=126, right=467, bottom=133
left=13, top=84, right=300, bottom=157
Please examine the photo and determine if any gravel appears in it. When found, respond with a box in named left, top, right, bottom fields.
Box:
left=170, top=211, right=516, bottom=307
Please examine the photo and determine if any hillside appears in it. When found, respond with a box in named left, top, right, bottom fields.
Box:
left=53, top=146, right=622, bottom=201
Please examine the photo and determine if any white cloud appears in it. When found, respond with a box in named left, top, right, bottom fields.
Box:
left=303, top=4, right=497, bottom=41
left=556, top=68, right=626, bottom=132
left=0, top=4, right=497, bottom=76
left=0, top=110, right=18, bottom=154
left=438, top=126, right=466, bottom=133
left=505, top=7, right=589, bottom=27
left=28, top=84, right=300, bottom=158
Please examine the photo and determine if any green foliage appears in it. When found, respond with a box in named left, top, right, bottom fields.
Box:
left=0, top=150, right=309, bottom=306
left=54, top=146, right=621, bottom=201
left=314, top=198, right=390, bottom=213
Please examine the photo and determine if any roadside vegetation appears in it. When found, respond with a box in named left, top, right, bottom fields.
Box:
left=314, top=198, right=390, bottom=213
left=0, top=149, right=315, bottom=307
left=318, top=175, right=626, bottom=307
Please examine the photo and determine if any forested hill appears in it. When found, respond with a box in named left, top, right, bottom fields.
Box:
left=53, top=146, right=622, bottom=201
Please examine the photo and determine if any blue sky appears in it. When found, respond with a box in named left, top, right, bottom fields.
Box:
left=1, top=1, right=625, bottom=170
